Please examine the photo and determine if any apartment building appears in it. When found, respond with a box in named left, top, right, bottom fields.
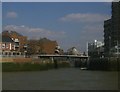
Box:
left=2, top=31, right=28, bottom=53
left=88, top=40, right=104, bottom=58
left=111, top=1, right=120, bottom=48
left=0, top=35, right=15, bottom=56
left=104, top=19, right=112, bottom=56
left=104, top=1, right=120, bottom=57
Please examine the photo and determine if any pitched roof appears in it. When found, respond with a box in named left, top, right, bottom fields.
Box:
left=2, top=30, right=23, bottom=36
left=2, top=35, right=14, bottom=43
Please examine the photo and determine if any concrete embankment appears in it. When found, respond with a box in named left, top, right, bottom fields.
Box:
left=1, top=57, right=70, bottom=72
left=88, top=57, right=120, bottom=71
left=1, top=57, right=32, bottom=63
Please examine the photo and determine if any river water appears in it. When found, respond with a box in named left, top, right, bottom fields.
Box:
left=2, top=68, right=119, bottom=90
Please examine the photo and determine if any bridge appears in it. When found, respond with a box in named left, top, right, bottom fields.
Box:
left=38, top=54, right=89, bottom=69
left=38, top=54, right=88, bottom=58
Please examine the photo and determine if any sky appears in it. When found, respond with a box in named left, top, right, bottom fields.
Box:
left=2, top=2, right=111, bottom=52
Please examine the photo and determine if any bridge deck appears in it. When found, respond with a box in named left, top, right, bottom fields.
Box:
left=38, top=54, right=89, bottom=58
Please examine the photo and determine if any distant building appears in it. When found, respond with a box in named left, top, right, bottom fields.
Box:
left=67, top=47, right=80, bottom=55
left=2, top=31, right=28, bottom=53
left=88, top=40, right=104, bottom=58
left=0, top=35, right=15, bottom=56
left=111, top=2, right=120, bottom=48
left=104, top=1, right=120, bottom=57
left=55, top=45, right=61, bottom=54
left=2, top=31, right=60, bottom=55
left=104, top=19, right=112, bottom=56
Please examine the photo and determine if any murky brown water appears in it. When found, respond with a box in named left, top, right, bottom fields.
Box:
left=2, top=68, right=119, bottom=90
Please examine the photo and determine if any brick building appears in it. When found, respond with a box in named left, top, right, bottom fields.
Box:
left=2, top=31, right=27, bottom=53
left=0, top=35, right=15, bottom=56
left=2, top=31, right=60, bottom=55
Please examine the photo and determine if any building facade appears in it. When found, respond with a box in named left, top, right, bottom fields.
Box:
left=88, top=40, right=104, bottom=58
left=111, top=1, right=120, bottom=48
left=104, top=1, right=120, bottom=57
left=2, top=31, right=28, bottom=53
left=104, top=19, right=112, bottom=56
left=0, top=35, right=15, bottom=56
left=1, top=30, right=61, bottom=56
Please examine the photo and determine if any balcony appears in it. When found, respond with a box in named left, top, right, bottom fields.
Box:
left=24, top=45, right=27, bottom=48
left=15, top=45, right=19, bottom=48
left=14, top=39, right=19, bottom=42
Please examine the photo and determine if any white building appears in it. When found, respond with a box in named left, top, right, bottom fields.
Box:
left=88, top=40, right=104, bottom=58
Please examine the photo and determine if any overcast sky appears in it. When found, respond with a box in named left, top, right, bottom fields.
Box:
left=2, top=2, right=111, bottom=52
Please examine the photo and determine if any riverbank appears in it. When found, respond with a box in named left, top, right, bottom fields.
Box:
left=88, top=57, right=120, bottom=71
left=2, top=62, right=70, bottom=72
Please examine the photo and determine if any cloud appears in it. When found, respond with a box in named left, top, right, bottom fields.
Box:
left=3, top=25, right=66, bottom=40
left=59, top=12, right=108, bottom=51
left=82, top=24, right=102, bottom=33
left=6, top=11, right=18, bottom=18
left=60, top=13, right=110, bottom=23
left=80, top=24, right=104, bottom=41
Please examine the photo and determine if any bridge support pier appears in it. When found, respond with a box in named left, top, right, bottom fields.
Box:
left=51, top=57, right=58, bottom=69
left=54, top=59, right=58, bottom=69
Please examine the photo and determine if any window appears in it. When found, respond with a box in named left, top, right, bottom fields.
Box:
left=2, top=44, right=5, bottom=48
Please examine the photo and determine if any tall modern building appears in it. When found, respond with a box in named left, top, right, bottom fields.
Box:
left=111, top=1, right=120, bottom=48
left=104, top=1, right=120, bottom=57
left=104, top=19, right=112, bottom=56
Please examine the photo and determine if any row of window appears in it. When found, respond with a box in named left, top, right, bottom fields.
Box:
left=0, top=43, right=14, bottom=49
left=0, top=52, right=24, bottom=55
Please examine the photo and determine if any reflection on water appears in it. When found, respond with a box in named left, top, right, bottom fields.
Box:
left=2, top=68, right=118, bottom=90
